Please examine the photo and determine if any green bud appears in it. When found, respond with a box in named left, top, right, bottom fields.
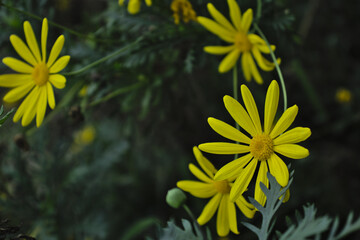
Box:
left=166, top=188, right=187, bottom=209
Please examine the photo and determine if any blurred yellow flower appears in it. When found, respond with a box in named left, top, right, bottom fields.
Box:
left=199, top=81, right=311, bottom=204
left=119, top=0, right=151, bottom=14
left=74, top=125, right=96, bottom=145
left=197, top=0, right=280, bottom=84
left=171, top=0, right=197, bottom=25
left=0, top=18, right=70, bottom=127
left=78, top=85, right=88, bottom=97
left=177, top=147, right=255, bottom=237
left=335, top=88, right=352, bottom=103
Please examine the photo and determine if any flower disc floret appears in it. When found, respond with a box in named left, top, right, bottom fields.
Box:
left=213, top=180, right=231, bottom=194
left=32, top=62, right=49, bottom=86
left=250, top=134, right=273, bottom=161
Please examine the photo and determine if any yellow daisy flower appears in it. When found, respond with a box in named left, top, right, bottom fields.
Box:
left=177, top=147, right=255, bottom=237
left=118, top=0, right=152, bottom=14
left=197, top=0, right=280, bottom=84
left=335, top=88, right=352, bottom=103
left=0, top=18, right=70, bottom=127
left=198, top=80, right=311, bottom=204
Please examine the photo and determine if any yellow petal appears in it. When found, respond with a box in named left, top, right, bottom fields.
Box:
left=197, top=17, right=235, bottom=43
left=9, top=35, right=37, bottom=66
left=204, top=45, right=235, bottom=55
left=49, top=74, right=66, bottom=89
left=47, top=35, right=65, bottom=68
left=197, top=193, right=222, bottom=225
left=119, top=0, right=125, bottom=6
left=248, top=33, right=266, bottom=45
left=228, top=200, right=239, bottom=234
left=241, top=84, right=262, bottom=134
left=247, top=52, right=263, bottom=84
left=273, top=127, right=311, bottom=145
left=282, top=189, right=290, bottom=202
left=216, top=194, right=230, bottom=237
left=24, top=21, right=41, bottom=63
left=270, top=105, right=298, bottom=138
left=254, top=160, right=268, bottom=207
left=267, top=153, right=289, bottom=187
left=3, top=81, right=35, bottom=103
left=46, top=82, right=55, bottom=109
left=241, top=9, right=253, bottom=33
left=241, top=52, right=251, bottom=81
left=3, top=57, right=34, bottom=73
left=208, top=117, right=251, bottom=144
left=177, top=181, right=216, bottom=198
left=264, top=80, right=280, bottom=134
left=207, top=3, right=236, bottom=32
left=128, top=0, right=141, bottom=14
left=274, top=144, right=309, bottom=159
left=189, top=163, right=213, bottom=183
left=145, top=0, right=151, bottom=6
left=223, top=95, right=257, bottom=136
left=13, top=86, right=38, bottom=123
left=252, top=47, right=275, bottom=71
left=198, top=142, right=249, bottom=155
left=49, top=56, right=70, bottom=73
left=219, top=49, right=241, bottom=73
left=22, top=86, right=40, bottom=126
left=230, top=159, right=257, bottom=202
left=36, top=86, right=47, bottom=127
left=227, top=0, right=241, bottom=31
left=0, top=74, right=31, bottom=87
left=214, top=153, right=253, bottom=181
left=235, top=196, right=256, bottom=219
left=257, top=44, right=276, bottom=54
left=193, top=146, right=217, bottom=178
left=41, top=18, right=48, bottom=62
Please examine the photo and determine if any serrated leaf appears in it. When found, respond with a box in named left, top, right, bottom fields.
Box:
left=159, top=219, right=203, bottom=240
left=0, top=107, right=15, bottom=127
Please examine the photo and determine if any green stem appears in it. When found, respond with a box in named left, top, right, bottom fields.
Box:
left=256, top=0, right=262, bottom=21
left=88, top=81, right=145, bottom=107
left=0, top=2, right=118, bottom=43
left=254, top=23, right=288, bottom=111
left=63, top=37, right=143, bottom=76
left=233, top=65, right=240, bottom=160
left=183, top=204, right=207, bottom=240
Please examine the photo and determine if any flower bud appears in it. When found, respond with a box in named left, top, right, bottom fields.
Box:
left=166, top=188, right=187, bottom=209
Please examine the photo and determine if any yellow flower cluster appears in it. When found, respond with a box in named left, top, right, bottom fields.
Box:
left=170, top=0, right=197, bottom=25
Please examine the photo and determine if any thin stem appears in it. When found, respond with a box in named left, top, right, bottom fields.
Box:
left=256, top=0, right=262, bottom=21
left=183, top=204, right=207, bottom=240
left=254, top=23, right=288, bottom=111
left=233, top=65, right=240, bottom=160
left=89, top=81, right=145, bottom=107
left=0, top=2, right=119, bottom=43
left=63, top=37, right=143, bottom=76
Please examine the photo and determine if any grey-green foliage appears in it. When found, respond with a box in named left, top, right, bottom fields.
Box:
left=278, top=204, right=332, bottom=240
left=0, top=106, right=14, bottom=127
left=242, top=172, right=294, bottom=240
left=327, top=212, right=360, bottom=240
left=159, top=219, right=205, bottom=240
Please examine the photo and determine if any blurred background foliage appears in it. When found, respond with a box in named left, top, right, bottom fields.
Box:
left=0, top=0, right=359, bottom=239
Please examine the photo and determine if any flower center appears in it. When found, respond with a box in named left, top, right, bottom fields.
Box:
left=250, top=134, right=274, bottom=161
left=234, top=32, right=252, bottom=52
left=32, top=62, right=49, bottom=86
left=213, top=180, right=231, bottom=194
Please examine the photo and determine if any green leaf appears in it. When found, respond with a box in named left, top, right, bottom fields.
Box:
left=279, top=204, right=332, bottom=240
left=0, top=106, right=15, bottom=127
left=159, top=219, right=203, bottom=240
left=242, top=171, right=294, bottom=240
